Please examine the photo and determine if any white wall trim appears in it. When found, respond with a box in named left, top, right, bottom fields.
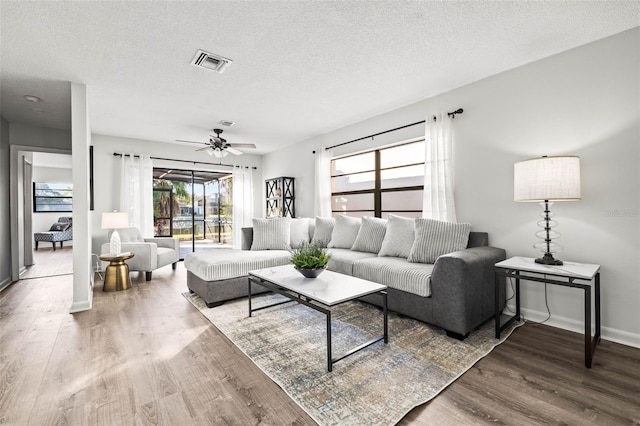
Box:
left=509, top=304, right=640, bottom=349
left=69, top=297, right=92, bottom=313
left=0, top=278, right=12, bottom=292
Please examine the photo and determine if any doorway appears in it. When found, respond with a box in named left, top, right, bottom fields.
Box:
left=153, top=168, right=233, bottom=260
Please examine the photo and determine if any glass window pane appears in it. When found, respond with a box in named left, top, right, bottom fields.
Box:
left=332, top=211, right=373, bottom=219
left=331, top=172, right=375, bottom=192
left=380, top=165, right=424, bottom=189
left=332, top=152, right=374, bottom=176
left=332, top=193, right=374, bottom=213
left=381, top=190, right=423, bottom=212
left=381, top=211, right=422, bottom=219
left=380, top=141, right=425, bottom=169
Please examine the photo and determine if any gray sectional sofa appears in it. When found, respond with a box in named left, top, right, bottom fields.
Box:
left=185, top=216, right=506, bottom=338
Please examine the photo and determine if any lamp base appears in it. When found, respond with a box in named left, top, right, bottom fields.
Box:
left=535, top=253, right=563, bottom=266
left=110, top=229, right=121, bottom=254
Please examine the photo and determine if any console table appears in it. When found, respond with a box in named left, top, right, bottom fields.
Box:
left=494, top=256, right=601, bottom=368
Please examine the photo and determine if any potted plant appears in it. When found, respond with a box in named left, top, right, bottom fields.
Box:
left=290, top=242, right=331, bottom=278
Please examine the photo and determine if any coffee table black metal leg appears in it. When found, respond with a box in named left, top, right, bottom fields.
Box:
left=327, top=311, right=332, bottom=372
left=383, top=291, right=388, bottom=343
left=248, top=277, right=253, bottom=317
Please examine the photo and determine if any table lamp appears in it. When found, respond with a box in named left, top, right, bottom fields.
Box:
left=514, top=156, right=581, bottom=265
left=101, top=211, right=129, bottom=254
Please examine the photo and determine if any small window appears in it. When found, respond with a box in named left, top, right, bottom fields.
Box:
left=330, top=140, right=425, bottom=217
left=33, top=182, right=73, bottom=212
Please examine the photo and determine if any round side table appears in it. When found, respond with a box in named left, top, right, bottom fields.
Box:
left=99, top=252, right=135, bottom=291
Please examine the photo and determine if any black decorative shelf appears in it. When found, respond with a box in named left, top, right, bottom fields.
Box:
left=265, top=176, right=295, bottom=218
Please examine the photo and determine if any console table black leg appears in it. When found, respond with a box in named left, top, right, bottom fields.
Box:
left=515, top=272, right=521, bottom=322
left=595, top=273, right=601, bottom=344
left=495, top=272, right=501, bottom=339
left=585, top=286, right=592, bottom=368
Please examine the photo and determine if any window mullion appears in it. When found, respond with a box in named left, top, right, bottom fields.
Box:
left=374, top=150, right=381, bottom=217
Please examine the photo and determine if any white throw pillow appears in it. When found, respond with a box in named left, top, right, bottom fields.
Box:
left=251, top=217, right=292, bottom=250
left=327, top=215, right=361, bottom=249
left=351, top=217, right=387, bottom=253
left=310, top=217, right=334, bottom=248
left=378, top=215, right=415, bottom=258
left=290, top=218, right=311, bottom=249
left=407, top=218, right=471, bottom=264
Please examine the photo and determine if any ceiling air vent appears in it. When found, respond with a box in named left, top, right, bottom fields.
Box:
left=191, top=49, right=233, bottom=74
left=218, top=120, right=235, bottom=127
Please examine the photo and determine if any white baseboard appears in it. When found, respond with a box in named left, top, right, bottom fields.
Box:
left=69, top=298, right=92, bottom=313
left=0, top=277, right=13, bottom=292
left=508, top=303, right=640, bottom=349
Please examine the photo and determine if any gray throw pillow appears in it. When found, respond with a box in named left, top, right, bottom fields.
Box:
left=327, top=215, right=361, bottom=249
left=290, top=218, right=311, bottom=249
left=378, top=215, right=415, bottom=258
left=407, top=218, right=471, bottom=264
left=310, top=217, right=334, bottom=248
left=351, top=217, right=387, bottom=254
left=251, top=217, right=291, bottom=250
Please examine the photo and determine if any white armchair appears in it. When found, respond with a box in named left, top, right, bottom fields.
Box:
left=101, top=227, right=179, bottom=281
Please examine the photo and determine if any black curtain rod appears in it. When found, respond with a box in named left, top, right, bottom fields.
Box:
left=113, top=153, right=257, bottom=169
left=323, top=108, right=463, bottom=151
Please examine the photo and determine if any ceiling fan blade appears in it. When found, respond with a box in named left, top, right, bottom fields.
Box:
left=227, top=143, right=257, bottom=149
left=225, top=147, right=243, bottom=155
left=175, top=139, right=206, bottom=145
left=196, top=146, right=211, bottom=152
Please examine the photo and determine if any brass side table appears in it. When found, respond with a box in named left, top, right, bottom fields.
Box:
left=100, top=252, right=135, bottom=291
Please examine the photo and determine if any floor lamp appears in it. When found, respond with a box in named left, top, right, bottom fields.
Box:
left=514, top=156, right=581, bottom=265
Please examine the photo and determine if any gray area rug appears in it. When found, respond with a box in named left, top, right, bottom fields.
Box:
left=184, top=292, right=522, bottom=426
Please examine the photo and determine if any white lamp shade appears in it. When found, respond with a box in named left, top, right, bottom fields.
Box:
left=514, top=156, right=581, bottom=202
left=101, top=212, right=129, bottom=229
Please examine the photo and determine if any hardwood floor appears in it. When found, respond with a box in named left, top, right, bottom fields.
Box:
left=1, top=262, right=638, bottom=425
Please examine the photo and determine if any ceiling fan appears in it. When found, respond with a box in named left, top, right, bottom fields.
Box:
left=176, top=129, right=256, bottom=158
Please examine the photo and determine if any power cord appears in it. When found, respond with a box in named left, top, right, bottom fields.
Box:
left=502, top=274, right=551, bottom=325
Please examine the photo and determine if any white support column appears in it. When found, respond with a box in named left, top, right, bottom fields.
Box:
left=70, top=83, right=93, bottom=313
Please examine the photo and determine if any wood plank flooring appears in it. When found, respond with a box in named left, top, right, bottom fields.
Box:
left=1, top=260, right=639, bottom=425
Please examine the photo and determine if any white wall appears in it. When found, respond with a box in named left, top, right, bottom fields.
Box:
left=31, top=165, right=73, bottom=242
left=263, top=28, right=640, bottom=347
left=90, top=134, right=263, bottom=253
left=0, top=116, right=11, bottom=291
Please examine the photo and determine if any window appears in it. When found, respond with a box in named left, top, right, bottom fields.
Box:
left=33, top=182, right=73, bottom=212
left=330, top=140, right=424, bottom=218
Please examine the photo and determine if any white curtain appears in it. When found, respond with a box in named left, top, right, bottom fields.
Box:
left=232, top=166, right=254, bottom=249
left=119, top=154, right=154, bottom=237
left=314, top=147, right=333, bottom=217
left=423, top=112, right=457, bottom=222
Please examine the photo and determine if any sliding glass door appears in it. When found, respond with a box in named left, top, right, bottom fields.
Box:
left=153, top=168, right=232, bottom=259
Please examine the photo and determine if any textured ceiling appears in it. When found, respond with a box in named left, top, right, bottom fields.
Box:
left=1, top=1, right=639, bottom=154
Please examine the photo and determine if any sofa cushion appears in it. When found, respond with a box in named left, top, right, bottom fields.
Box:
left=326, top=248, right=377, bottom=275
left=408, top=218, right=471, bottom=264
left=353, top=257, right=434, bottom=297
left=310, top=217, right=334, bottom=247
left=327, top=215, right=361, bottom=249
left=49, top=222, right=70, bottom=232
left=290, top=218, right=311, bottom=249
left=116, top=228, right=145, bottom=243
left=378, top=214, right=415, bottom=258
left=251, top=217, right=291, bottom=250
left=184, top=248, right=291, bottom=281
left=351, top=217, right=387, bottom=254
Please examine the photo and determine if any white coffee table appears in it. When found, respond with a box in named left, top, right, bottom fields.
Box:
left=248, top=264, right=388, bottom=372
